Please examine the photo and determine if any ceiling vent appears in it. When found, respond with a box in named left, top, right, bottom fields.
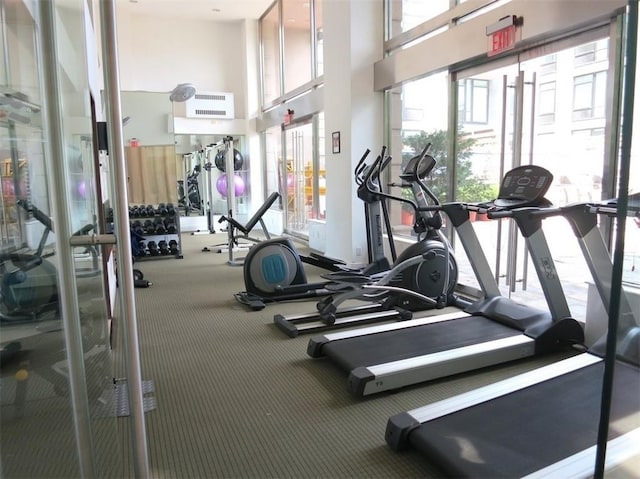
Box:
left=185, top=92, right=234, bottom=119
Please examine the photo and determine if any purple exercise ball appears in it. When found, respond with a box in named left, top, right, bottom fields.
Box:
left=216, top=174, right=246, bottom=197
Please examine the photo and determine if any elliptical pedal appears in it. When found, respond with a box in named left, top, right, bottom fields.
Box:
left=234, top=292, right=266, bottom=311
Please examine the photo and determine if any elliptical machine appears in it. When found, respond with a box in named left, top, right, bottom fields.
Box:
left=316, top=144, right=458, bottom=325
left=1, top=201, right=58, bottom=323
left=177, top=160, right=203, bottom=215
left=235, top=147, right=397, bottom=311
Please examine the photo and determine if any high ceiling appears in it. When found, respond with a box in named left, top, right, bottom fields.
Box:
left=117, top=0, right=275, bottom=22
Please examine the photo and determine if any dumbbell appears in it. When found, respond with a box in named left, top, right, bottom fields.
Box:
left=143, top=219, right=155, bottom=234
left=169, top=239, right=179, bottom=255
left=153, top=218, right=166, bottom=234
left=132, top=220, right=145, bottom=236
left=144, top=205, right=155, bottom=217
left=137, top=241, right=147, bottom=256
left=166, top=203, right=177, bottom=216
left=158, top=240, right=170, bottom=255
left=157, top=203, right=168, bottom=216
left=165, top=220, right=177, bottom=234
left=147, top=241, right=159, bottom=256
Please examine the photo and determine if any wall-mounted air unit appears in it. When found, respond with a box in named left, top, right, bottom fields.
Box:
left=185, top=91, right=235, bottom=119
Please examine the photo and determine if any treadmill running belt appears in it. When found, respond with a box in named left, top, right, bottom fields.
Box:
left=409, top=360, right=640, bottom=478
left=323, top=315, right=522, bottom=371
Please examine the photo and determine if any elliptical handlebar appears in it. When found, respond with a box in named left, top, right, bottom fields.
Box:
left=354, top=149, right=371, bottom=184
left=361, top=147, right=386, bottom=185
left=17, top=199, right=53, bottom=231
left=364, top=144, right=435, bottom=215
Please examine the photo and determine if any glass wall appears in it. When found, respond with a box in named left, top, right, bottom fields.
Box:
left=449, top=36, right=612, bottom=317
left=382, top=2, right=637, bottom=474
left=1, top=0, right=123, bottom=476
left=388, top=71, right=450, bottom=236
left=390, top=39, right=615, bottom=317
left=383, top=0, right=623, bottom=321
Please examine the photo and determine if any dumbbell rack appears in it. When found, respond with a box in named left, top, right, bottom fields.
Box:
left=129, top=204, right=183, bottom=260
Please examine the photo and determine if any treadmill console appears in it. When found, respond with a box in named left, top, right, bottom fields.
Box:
left=493, top=165, right=553, bottom=208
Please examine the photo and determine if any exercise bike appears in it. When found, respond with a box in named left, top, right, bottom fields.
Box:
left=316, top=144, right=458, bottom=325
left=235, top=147, right=397, bottom=311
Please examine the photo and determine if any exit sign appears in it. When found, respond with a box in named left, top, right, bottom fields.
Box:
left=486, top=15, right=520, bottom=57
left=489, top=25, right=516, bottom=57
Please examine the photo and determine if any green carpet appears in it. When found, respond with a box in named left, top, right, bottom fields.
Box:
left=130, top=233, right=573, bottom=478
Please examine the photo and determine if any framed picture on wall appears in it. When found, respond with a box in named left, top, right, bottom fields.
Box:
left=332, top=131, right=340, bottom=154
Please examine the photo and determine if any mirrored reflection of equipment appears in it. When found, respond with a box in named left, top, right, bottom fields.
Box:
left=1, top=201, right=58, bottom=322
left=177, top=161, right=203, bottom=215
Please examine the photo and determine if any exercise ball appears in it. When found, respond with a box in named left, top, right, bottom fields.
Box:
left=1, top=177, right=14, bottom=198
left=214, top=149, right=244, bottom=172
left=216, top=174, right=246, bottom=197
left=77, top=181, right=86, bottom=199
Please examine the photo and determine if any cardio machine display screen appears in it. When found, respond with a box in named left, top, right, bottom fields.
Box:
left=495, top=166, right=553, bottom=207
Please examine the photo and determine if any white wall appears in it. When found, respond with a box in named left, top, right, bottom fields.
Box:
left=110, top=11, right=264, bottom=211
left=114, top=9, right=248, bottom=118
left=323, top=0, right=384, bottom=263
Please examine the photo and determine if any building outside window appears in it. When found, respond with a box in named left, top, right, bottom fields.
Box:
left=572, top=71, right=607, bottom=120
left=538, top=81, right=557, bottom=124
left=458, top=78, right=489, bottom=124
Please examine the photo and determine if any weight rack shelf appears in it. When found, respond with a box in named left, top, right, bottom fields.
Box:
left=129, top=203, right=183, bottom=260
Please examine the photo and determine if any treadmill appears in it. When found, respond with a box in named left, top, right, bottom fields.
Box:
left=306, top=165, right=584, bottom=397
left=385, top=198, right=640, bottom=477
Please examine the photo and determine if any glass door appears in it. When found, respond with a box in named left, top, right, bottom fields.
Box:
left=454, top=61, right=519, bottom=292
left=454, top=33, right=611, bottom=320
left=283, top=120, right=314, bottom=236
left=1, top=1, right=125, bottom=476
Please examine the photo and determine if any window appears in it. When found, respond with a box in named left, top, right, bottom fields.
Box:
left=388, top=71, right=449, bottom=235
left=538, top=81, right=556, bottom=124
left=539, top=54, right=557, bottom=75
left=283, top=0, right=312, bottom=92
left=264, top=125, right=284, bottom=210
left=458, top=78, right=489, bottom=124
left=572, top=71, right=607, bottom=120
left=574, top=39, right=608, bottom=67
left=387, top=0, right=449, bottom=38
left=260, top=3, right=281, bottom=105
left=315, top=0, right=323, bottom=76
left=260, top=0, right=322, bottom=107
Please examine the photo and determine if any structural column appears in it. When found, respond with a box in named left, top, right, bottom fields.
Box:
left=323, top=0, right=384, bottom=263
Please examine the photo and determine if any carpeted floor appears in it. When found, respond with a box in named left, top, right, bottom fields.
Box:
left=130, top=232, right=575, bottom=478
